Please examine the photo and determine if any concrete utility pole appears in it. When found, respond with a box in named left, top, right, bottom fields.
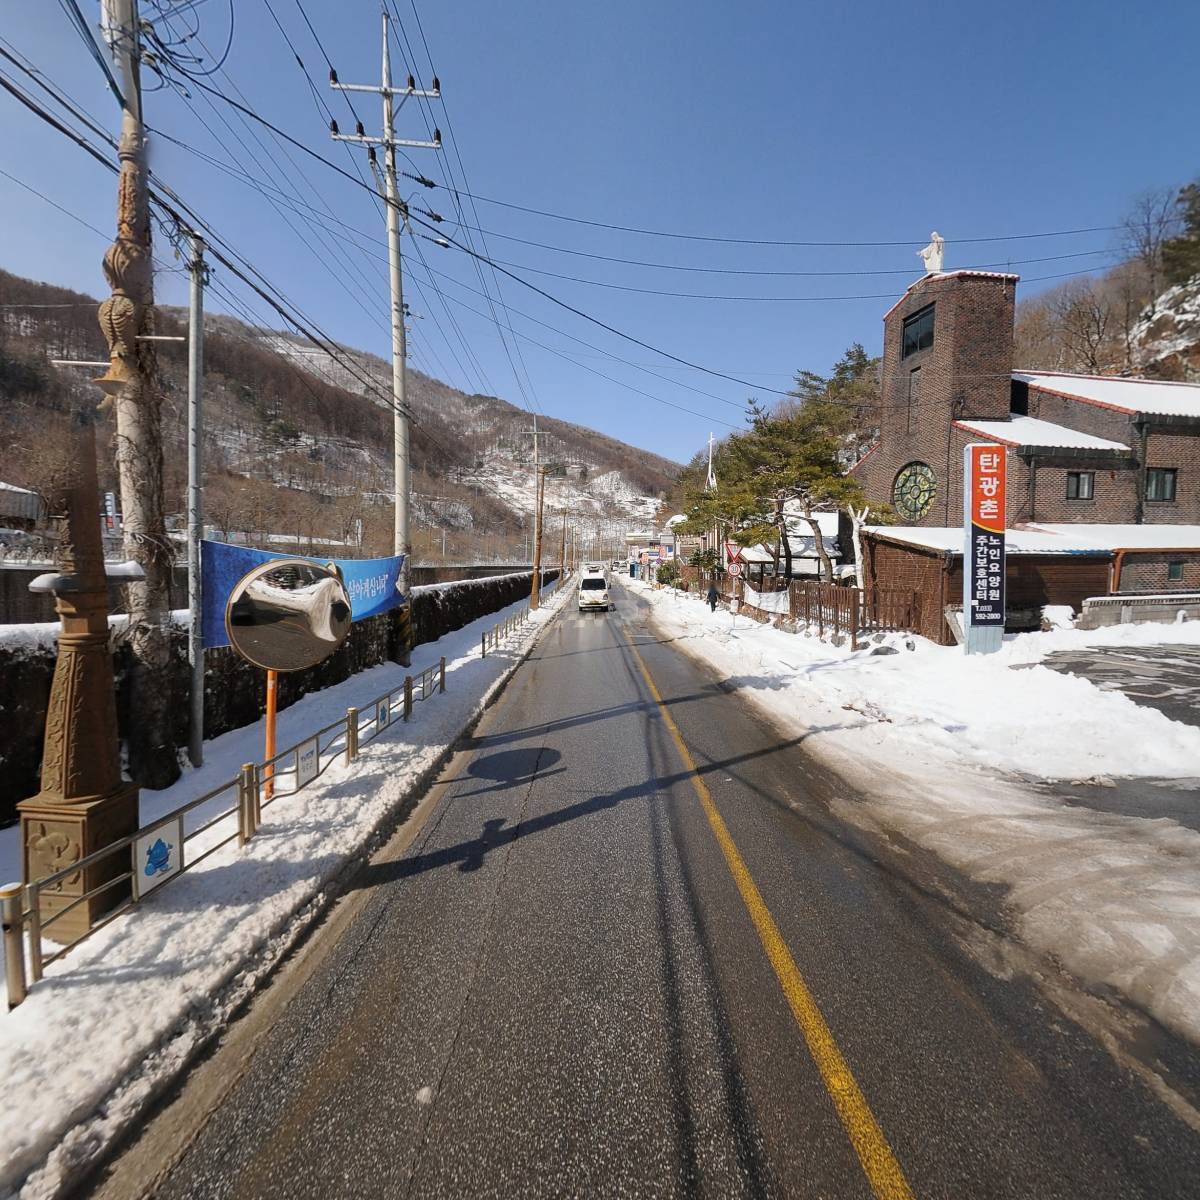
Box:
left=531, top=466, right=547, bottom=610
left=186, top=233, right=205, bottom=767
left=96, top=0, right=176, bottom=788
left=559, top=508, right=568, bottom=575
left=331, top=12, right=440, bottom=664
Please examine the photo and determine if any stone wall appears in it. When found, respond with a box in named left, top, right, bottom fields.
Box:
left=0, top=570, right=555, bottom=823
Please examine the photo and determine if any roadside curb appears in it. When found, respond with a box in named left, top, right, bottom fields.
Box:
left=19, top=586, right=572, bottom=1200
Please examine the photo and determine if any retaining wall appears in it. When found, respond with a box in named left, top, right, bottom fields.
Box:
left=0, top=570, right=555, bottom=822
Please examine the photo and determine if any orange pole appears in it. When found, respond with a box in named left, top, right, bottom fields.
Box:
left=264, top=668, right=278, bottom=802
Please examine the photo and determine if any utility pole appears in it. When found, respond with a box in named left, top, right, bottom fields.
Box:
left=186, top=233, right=206, bottom=767
left=531, top=465, right=547, bottom=609
left=96, top=0, right=176, bottom=788
left=559, top=508, right=568, bottom=576
left=331, top=12, right=440, bottom=664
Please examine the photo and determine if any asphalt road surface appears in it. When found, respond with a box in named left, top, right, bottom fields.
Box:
left=89, top=579, right=1200, bottom=1199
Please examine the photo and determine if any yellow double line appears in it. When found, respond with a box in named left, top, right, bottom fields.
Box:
left=622, top=628, right=915, bottom=1200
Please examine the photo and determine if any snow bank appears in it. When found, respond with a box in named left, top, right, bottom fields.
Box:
left=629, top=579, right=1200, bottom=1045
left=0, top=582, right=570, bottom=1198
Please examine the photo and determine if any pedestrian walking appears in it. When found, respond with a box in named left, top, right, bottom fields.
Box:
left=706, top=581, right=720, bottom=613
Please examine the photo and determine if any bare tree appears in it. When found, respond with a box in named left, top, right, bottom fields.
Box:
left=1121, top=187, right=1182, bottom=314
left=1050, top=281, right=1114, bottom=373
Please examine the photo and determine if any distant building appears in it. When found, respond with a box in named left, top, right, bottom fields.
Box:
left=0, top=481, right=42, bottom=530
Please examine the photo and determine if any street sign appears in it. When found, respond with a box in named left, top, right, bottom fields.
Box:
left=727, top=562, right=743, bottom=578
left=963, top=443, right=1006, bottom=655
left=297, top=736, right=319, bottom=787
left=131, top=815, right=184, bottom=900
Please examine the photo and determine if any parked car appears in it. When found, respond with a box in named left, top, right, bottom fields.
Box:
left=577, top=573, right=612, bottom=612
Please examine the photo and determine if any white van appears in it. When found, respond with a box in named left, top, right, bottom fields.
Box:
left=578, top=572, right=612, bottom=612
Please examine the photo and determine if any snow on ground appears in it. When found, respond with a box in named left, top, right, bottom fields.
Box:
left=628, top=578, right=1200, bottom=1046
left=0, top=580, right=570, bottom=1200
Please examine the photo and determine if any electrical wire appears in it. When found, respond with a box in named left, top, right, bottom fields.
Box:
left=436, top=223, right=1113, bottom=278
left=476, top=248, right=1114, bottom=301
left=418, top=178, right=1122, bottom=249
left=384, top=0, right=544, bottom=418
left=56, top=0, right=126, bottom=108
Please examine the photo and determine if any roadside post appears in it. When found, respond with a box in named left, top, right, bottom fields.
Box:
left=2, top=882, right=27, bottom=1009
left=963, top=443, right=1007, bottom=655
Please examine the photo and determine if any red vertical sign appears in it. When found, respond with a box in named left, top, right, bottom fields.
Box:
left=964, top=444, right=1006, bottom=627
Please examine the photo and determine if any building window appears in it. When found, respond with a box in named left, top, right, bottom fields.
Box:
left=1065, top=471, right=1094, bottom=500
left=893, top=462, right=937, bottom=520
left=1168, top=561, right=1184, bottom=582
left=1145, top=467, right=1178, bottom=503
left=907, top=368, right=921, bottom=433
left=901, top=304, right=935, bottom=359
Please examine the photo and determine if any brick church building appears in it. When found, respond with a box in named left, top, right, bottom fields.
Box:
left=852, top=269, right=1200, bottom=640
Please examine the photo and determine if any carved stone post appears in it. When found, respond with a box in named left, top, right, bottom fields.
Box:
left=18, top=412, right=139, bottom=944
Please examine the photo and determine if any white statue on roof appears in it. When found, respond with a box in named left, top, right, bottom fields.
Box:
left=917, top=231, right=944, bottom=274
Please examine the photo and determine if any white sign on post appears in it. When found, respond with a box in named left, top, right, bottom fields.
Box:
left=377, top=698, right=391, bottom=731
left=296, top=736, right=319, bottom=787
left=132, top=815, right=184, bottom=900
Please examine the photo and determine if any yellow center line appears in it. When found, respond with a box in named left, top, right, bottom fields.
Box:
left=621, top=625, right=915, bottom=1200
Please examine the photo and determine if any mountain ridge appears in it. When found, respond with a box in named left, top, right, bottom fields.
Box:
left=0, top=267, right=679, bottom=558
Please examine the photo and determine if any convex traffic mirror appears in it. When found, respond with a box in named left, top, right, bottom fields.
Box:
left=224, top=559, right=352, bottom=672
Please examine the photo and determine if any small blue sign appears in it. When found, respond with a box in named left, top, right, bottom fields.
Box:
left=144, top=837, right=173, bottom=877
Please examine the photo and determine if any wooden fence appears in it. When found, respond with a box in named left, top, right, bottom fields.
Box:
left=728, top=578, right=921, bottom=648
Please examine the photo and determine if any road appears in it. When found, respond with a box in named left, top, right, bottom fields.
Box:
left=87, top=578, right=1200, bottom=1199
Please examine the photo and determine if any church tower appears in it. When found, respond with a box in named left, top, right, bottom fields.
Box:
left=859, top=270, right=1017, bottom=526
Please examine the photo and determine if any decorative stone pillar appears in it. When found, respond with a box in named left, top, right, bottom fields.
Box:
left=19, top=412, right=138, bottom=945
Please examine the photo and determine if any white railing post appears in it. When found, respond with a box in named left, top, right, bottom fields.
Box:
left=1, top=883, right=27, bottom=1010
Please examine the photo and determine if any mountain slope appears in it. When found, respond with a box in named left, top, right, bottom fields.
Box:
left=0, top=268, right=679, bottom=558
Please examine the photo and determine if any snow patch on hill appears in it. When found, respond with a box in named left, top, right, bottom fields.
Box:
left=1134, top=276, right=1200, bottom=378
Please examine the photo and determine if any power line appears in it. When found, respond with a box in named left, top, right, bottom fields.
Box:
left=419, top=179, right=1123, bottom=248
left=56, top=0, right=125, bottom=108
left=384, top=0, right=544, bottom=417
left=437, top=223, right=1113, bottom=277
left=476, top=248, right=1114, bottom=301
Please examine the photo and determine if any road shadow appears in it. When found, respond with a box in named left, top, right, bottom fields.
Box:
left=350, top=730, right=866, bottom=892
left=462, top=691, right=718, bottom=751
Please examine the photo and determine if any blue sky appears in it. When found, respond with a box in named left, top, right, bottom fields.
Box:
left=2, top=0, right=1198, bottom=464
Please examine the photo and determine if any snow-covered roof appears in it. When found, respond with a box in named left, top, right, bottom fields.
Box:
left=867, top=523, right=1200, bottom=556
left=1014, top=371, right=1200, bottom=419
left=665, top=513, right=687, bottom=527
left=782, top=505, right=840, bottom=536
left=953, top=416, right=1130, bottom=452
left=735, top=544, right=776, bottom=564
left=0, top=481, right=35, bottom=494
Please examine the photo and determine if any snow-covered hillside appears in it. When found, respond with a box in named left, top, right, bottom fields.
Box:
left=1133, top=276, right=1200, bottom=378
left=260, top=331, right=674, bottom=537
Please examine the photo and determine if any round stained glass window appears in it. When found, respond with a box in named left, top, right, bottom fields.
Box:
left=893, top=462, right=937, bottom=520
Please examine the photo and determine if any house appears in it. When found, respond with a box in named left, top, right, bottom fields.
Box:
left=0, top=481, right=42, bottom=531
left=853, top=268, right=1200, bottom=634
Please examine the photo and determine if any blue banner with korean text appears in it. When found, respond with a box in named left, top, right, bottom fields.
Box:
left=201, top=540, right=406, bottom=649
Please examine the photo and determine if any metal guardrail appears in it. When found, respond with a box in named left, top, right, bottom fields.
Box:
left=480, top=570, right=568, bottom=658
left=2, top=652, right=448, bottom=1009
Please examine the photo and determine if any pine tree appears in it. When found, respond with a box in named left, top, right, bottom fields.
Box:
left=1162, top=181, right=1200, bottom=288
